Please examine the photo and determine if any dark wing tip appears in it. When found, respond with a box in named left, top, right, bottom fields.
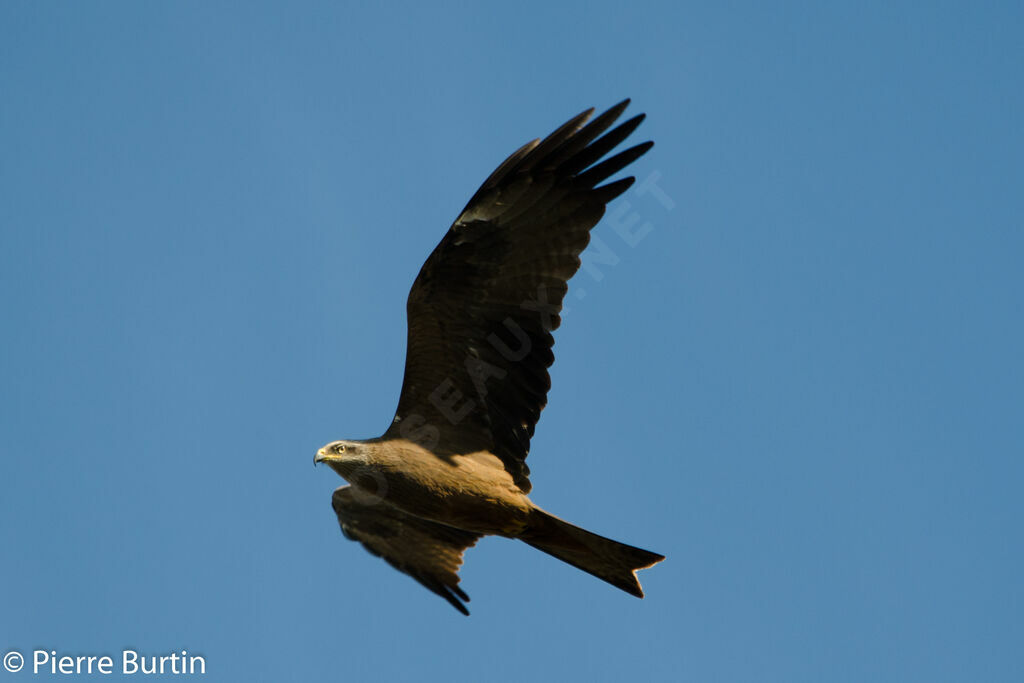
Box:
left=592, top=176, right=635, bottom=203
left=451, top=599, right=471, bottom=616
left=447, top=589, right=471, bottom=616
left=416, top=573, right=471, bottom=615
left=437, top=584, right=471, bottom=616
left=577, top=140, right=655, bottom=189
left=601, top=98, right=632, bottom=120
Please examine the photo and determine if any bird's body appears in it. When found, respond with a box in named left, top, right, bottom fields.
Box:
left=315, top=100, right=664, bottom=614
left=323, top=438, right=533, bottom=536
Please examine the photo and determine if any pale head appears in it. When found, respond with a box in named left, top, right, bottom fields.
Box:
left=314, top=439, right=369, bottom=466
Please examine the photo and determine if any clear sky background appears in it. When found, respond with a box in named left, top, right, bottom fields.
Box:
left=2, top=2, right=1021, bottom=681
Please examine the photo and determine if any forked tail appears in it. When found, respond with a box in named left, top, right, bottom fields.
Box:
left=520, top=509, right=665, bottom=597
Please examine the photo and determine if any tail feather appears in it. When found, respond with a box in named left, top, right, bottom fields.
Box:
left=520, top=510, right=664, bottom=597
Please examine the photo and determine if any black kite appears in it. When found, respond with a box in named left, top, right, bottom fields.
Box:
left=315, top=100, right=664, bottom=615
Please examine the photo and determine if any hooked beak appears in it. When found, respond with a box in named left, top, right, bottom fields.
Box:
left=314, top=447, right=328, bottom=465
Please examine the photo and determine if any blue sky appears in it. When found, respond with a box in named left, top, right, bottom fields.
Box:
left=2, top=1, right=1022, bottom=681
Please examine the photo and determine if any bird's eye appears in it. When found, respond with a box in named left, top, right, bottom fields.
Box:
left=335, top=444, right=346, bottom=453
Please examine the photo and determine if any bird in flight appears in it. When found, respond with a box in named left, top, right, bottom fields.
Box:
left=315, top=99, right=664, bottom=615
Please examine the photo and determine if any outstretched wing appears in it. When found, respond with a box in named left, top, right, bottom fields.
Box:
left=331, top=486, right=481, bottom=615
left=386, top=99, right=652, bottom=492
